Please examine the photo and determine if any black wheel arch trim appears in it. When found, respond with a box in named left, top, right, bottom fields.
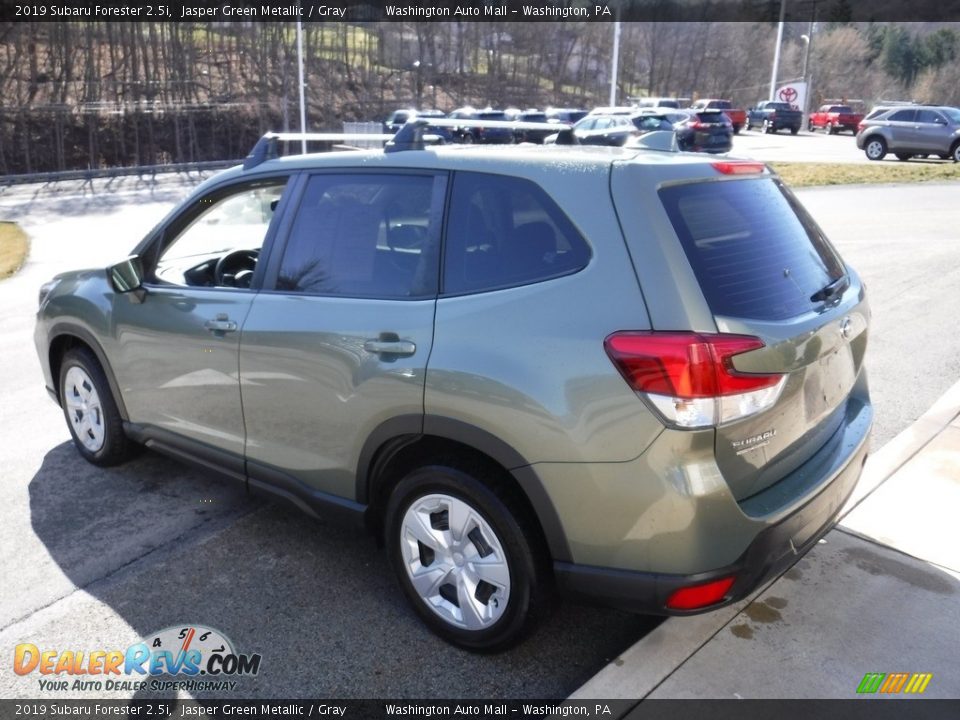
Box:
left=357, top=414, right=573, bottom=563
left=49, top=323, right=130, bottom=421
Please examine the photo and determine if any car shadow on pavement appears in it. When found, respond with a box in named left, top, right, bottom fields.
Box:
left=28, top=442, right=661, bottom=700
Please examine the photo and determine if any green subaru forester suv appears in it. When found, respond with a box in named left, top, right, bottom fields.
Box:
left=35, top=126, right=871, bottom=651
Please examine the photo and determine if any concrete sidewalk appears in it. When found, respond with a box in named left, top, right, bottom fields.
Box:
left=572, top=380, right=960, bottom=703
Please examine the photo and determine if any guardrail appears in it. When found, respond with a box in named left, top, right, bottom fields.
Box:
left=0, top=159, right=240, bottom=187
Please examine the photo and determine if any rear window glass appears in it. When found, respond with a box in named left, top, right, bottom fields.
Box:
left=659, top=179, right=846, bottom=321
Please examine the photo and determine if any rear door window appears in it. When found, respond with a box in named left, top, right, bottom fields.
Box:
left=888, top=109, right=917, bottom=122
left=659, top=179, right=846, bottom=321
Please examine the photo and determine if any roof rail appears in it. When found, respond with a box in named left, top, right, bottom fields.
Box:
left=244, top=116, right=591, bottom=166
left=243, top=131, right=394, bottom=169
left=385, top=116, right=571, bottom=153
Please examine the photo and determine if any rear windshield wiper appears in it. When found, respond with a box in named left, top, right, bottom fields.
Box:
left=810, top=275, right=849, bottom=303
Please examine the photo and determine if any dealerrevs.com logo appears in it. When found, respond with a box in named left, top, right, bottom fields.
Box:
left=14, top=625, right=262, bottom=693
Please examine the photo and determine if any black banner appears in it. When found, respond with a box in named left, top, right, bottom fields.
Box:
left=1, top=700, right=960, bottom=720
left=3, top=0, right=960, bottom=23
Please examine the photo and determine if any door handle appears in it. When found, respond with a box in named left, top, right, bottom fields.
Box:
left=204, top=314, right=237, bottom=333
left=364, top=337, right=416, bottom=356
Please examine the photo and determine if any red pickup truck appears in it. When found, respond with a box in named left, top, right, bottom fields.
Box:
left=690, top=99, right=746, bottom=134
left=808, top=105, right=864, bottom=135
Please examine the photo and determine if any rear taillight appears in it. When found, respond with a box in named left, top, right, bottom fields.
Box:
left=665, top=575, right=737, bottom=610
left=711, top=161, right=765, bottom=175
left=604, top=332, right=786, bottom=428
left=856, top=122, right=866, bottom=133
left=689, top=120, right=705, bottom=129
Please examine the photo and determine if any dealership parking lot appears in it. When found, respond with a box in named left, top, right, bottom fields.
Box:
left=2, top=163, right=959, bottom=699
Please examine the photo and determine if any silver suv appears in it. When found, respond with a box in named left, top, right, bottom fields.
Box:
left=35, top=126, right=872, bottom=650
left=857, top=105, right=960, bottom=162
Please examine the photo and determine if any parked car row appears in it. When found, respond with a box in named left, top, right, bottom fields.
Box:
left=381, top=97, right=957, bottom=163
left=383, top=103, right=737, bottom=155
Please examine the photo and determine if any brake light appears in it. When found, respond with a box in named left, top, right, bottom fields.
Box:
left=689, top=120, right=705, bottom=130
left=604, top=332, right=786, bottom=428
left=665, top=576, right=737, bottom=610
left=711, top=161, right=765, bottom=175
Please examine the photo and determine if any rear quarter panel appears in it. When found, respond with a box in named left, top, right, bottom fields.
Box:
left=425, top=160, right=664, bottom=464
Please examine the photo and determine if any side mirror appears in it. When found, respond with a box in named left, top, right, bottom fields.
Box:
left=108, top=256, right=146, bottom=303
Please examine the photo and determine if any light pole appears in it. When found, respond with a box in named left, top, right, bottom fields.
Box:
left=296, top=19, right=306, bottom=153
left=609, top=20, right=621, bottom=107
left=801, top=27, right=813, bottom=124
left=768, top=0, right=786, bottom=102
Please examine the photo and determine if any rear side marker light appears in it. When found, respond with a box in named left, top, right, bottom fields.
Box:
left=666, top=575, right=737, bottom=610
left=711, top=161, right=766, bottom=175
left=604, top=332, right=786, bottom=428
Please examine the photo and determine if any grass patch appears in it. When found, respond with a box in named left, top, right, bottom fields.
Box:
left=0, top=222, right=29, bottom=280
left=770, top=161, right=960, bottom=188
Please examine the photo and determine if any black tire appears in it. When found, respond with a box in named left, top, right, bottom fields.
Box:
left=790, top=126, right=799, bottom=135
left=385, top=464, right=552, bottom=652
left=461, top=132, right=474, bottom=145
left=939, top=153, right=951, bottom=160
left=895, top=153, right=911, bottom=162
left=808, top=120, right=815, bottom=132
left=826, top=122, right=836, bottom=135
left=59, top=347, right=135, bottom=466
left=951, top=141, right=960, bottom=163
left=733, top=125, right=741, bottom=135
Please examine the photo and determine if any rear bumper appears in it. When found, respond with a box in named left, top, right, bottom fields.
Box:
left=554, top=398, right=871, bottom=615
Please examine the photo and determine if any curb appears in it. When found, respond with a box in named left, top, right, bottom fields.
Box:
left=567, top=377, right=960, bottom=707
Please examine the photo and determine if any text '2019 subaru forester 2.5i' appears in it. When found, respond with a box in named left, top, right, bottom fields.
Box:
left=35, top=124, right=871, bottom=651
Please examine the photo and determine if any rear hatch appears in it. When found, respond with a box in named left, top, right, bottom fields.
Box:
left=612, top=163, right=868, bottom=501
left=688, top=111, right=732, bottom=150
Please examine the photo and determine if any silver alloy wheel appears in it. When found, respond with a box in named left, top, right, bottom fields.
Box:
left=63, top=366, right=105, bottom=452
left=865, top=139, right=886, bottom=160
left=400, top=493, right=511, bottom=631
